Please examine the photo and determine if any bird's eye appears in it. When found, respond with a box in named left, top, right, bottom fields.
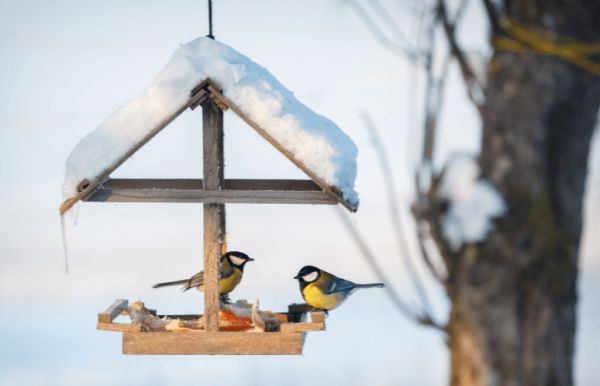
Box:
left=302, top=271, right=319, bottom=282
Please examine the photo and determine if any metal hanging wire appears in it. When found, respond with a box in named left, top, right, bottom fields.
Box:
left=207, top=0, right=214, bottom=39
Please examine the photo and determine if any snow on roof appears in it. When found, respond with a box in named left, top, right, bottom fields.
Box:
left=438, top=154, right=505, bottom=251
left=63, top=37, right=358, bottom=207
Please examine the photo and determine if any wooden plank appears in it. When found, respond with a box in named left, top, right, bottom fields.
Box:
left=85, top=188, right=337, bottom=205
left=189, top=88, right=210, bottom=110
left=122, top=331, right=305, bottom=355
left=279, top=310, right=326, bottom=333
left=202, top=97, right=226, bottom=332
left=84, top=178, right=335, bottom=204
left=206, top=86, right=357, bottom=212
left=97, top=322, right=142, bottom=333
left=98, top=299, right=128, bottom=323
left=310, top=311, right=326, bottom=323
left=95, top=178, right=322, bottom=191
left=279, top=321, right=325, bottom=333
left=58, top=86, right=209, bottom=215
left=225, top=179, right=320, bottom=191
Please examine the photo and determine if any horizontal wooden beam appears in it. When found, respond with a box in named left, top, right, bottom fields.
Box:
left=123, top=331, right=305, bottom=355
left=97, top=178, right=322, bottom=191
left=97, top=322, right=142, bottom=333
left=84, top=179, right=337, bottom=205
left=279, top=311, right=326, bottom=333
left=86, top=189, right=336, bottom=205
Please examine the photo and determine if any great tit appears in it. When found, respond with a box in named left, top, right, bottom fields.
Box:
left=294, top=265, right=384, bottom=311
left=152, top=251, right=253, bottom=301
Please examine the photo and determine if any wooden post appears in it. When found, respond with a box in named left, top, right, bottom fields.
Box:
left=202, top=97, right=226, bottom=332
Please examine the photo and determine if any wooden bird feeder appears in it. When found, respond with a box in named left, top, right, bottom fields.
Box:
left=60, top=78, right=357, bottom=355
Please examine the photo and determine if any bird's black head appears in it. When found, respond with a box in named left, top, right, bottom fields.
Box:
left=293, top=265, right=321, bottom=284
left=223, top=251, right=254, bottom=270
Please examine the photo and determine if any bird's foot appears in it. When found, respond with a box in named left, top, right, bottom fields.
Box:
left=219, top=294, right=232, bottom=304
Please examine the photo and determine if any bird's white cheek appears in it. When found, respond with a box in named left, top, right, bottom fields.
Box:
left=230, top=255, right=245, bottom=266
left=302, top=271, right=319, bottom=282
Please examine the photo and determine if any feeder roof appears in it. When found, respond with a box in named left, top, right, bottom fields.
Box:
left=61, top=37, right=359, bottom=212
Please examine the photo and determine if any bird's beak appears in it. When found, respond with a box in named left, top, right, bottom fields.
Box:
left=293, top=275, right=299, bottom=279
left=247, top=257, right=255, bottom=262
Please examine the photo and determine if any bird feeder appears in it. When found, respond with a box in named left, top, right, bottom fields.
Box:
left=59, top=38, right=358, bottom=355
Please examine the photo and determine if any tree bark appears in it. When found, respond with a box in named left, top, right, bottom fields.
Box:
left=447, top=1, right=600, bottom=385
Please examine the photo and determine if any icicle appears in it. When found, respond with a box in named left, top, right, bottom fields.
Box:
left=60, top=213, right=70, bottom=274
left=70, top=202, right=80, bottom=226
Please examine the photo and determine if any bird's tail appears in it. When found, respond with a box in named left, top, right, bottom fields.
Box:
left=355, top=283, right=385, bottom=289
left=152, top=279, right=188, bottom=289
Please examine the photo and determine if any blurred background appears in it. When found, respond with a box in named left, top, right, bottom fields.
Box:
left=0, top=1, right=598, bottom=385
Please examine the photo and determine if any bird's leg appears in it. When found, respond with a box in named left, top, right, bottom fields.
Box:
left=219, top=293, right=231, bottom=304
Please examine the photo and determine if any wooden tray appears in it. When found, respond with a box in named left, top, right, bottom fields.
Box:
left=97, top=299, right=325, bottom=355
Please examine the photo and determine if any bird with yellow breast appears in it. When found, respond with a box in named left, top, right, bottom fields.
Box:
left=293, top=265, right=384, bottom=312
left=152, top=251, right=253, bottom=302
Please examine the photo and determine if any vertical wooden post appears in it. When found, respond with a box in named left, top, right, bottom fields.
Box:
left=202, top=97, right=226, bottom=332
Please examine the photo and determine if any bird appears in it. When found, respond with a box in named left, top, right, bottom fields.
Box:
left=294, top=265, right=385, bottom=313
left=293, top=265, right=384, bottom=312
left=152, top=251, right=254, bottom=302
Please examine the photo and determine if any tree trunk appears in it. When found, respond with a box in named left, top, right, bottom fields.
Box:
left=447, top=1, right=600, bottom=385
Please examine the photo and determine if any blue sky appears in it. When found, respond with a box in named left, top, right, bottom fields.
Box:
left=1, top=1, right=598, bottom=385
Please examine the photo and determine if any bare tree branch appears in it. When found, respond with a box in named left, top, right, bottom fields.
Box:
left=411, top=0, right=483, bottom=284
left=421, top=19, right=439, bottom=166
left=334, top=207, right=446, bottom=331
left=437, top=0, right=485, bottom=113
left=416, top=220, right=448, bottom=281
left=346, top=0, right=423, bottom=64
left=361, top=112, right=438, bottom=314
left=481, top=0, right=502, bottom=34
left=368, top=0, right=415, bottom=53
left=415, top=47, right=452, bottom=283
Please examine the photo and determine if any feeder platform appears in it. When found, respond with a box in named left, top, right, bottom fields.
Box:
left=97, top=299, right=325, bottom=355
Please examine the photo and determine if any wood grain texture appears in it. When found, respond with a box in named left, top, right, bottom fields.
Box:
left=93, top=178, right=322, bottom=191
left=85, top=188, right=336, bottom=205
left=310, top=311, right=326, bottom=323
left=84, top=178, right=335, bottom=204
left=122, top=331, right=305, bottom=355
left=279, top=311, right=326, bottom=333
left=97, top=322, right=142, bottom=333
left=98, top=299, right=128, bottom=323
left=279, top=320, right=325, bottom=333
left=202, top=97, right=226, bottom=332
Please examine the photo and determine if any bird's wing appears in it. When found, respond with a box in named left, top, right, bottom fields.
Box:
left=182, top=260, right=235, bottom=291
left=323, top=275, right=358, bottom=295
left=184, top=271, right=204, bottom=290
left=219, top=260, right=235, bottom=279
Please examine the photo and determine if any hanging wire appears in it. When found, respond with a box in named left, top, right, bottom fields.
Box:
left=207, top=0, right=215, bottom=39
